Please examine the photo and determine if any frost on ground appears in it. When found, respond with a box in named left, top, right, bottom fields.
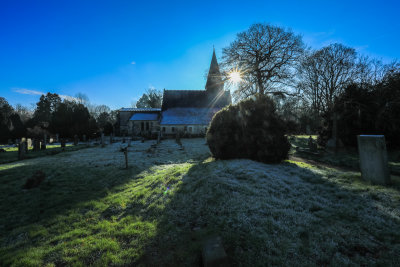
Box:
left=1, top=138, right=400, bottom=266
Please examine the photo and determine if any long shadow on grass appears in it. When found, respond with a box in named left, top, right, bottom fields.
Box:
left=135, top=159, right=400, bottom=266
left=0, top=145, right=158, bottom=265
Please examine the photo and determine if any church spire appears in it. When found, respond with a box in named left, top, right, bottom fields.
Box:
left=205, top=48, right=224, bottom=93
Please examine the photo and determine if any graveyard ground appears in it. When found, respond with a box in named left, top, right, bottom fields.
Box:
left=0, top=138, right=400, bottom=266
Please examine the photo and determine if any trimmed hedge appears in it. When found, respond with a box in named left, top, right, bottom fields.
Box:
left=206, top=95, right=290, bottom=163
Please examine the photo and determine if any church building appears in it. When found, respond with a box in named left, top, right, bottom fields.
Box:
left=118, top=49, right=231, bottom=136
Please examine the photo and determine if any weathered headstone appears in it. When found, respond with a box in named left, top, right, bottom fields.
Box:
left=49, top=137, right=54, bottom=143
left=60, top=139, right=66, bottom=150
left=18, top=141, right=26, bottom=160
left=33, top=139, right=40, bottom=151
left=308, top=136, right=317, bottom=152
left=27, top=138, right=32, bottom=149
left=73, top=135, right=79, bottom=145
left=357, top=135, right=390, bottom=185
left=202, top=236, right=228, bottom=267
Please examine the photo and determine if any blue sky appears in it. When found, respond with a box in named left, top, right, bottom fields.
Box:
left=1, top=0, right=399, bottom=110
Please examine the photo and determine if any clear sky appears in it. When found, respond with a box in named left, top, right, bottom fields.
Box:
left=1, top=0, right=399, bottom=110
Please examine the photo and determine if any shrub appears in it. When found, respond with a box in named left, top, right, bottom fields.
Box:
left=206, top=95, right=290, bottom=163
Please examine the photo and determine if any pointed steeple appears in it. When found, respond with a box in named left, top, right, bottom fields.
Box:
left=205, top=48, right=224, bottom=93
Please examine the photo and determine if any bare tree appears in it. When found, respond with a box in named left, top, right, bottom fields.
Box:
left=298, top=43, right=359, bottom=115
left=135, top=88, right=163, bottom=108
left=222, top=23, right=304, bottom=100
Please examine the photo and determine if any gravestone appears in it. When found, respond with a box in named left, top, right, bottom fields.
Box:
left=27, top=138, right=32, bottom=149
left=18, top=141, right=26, bottom=160
left=308, top=136, right=317, bottom=152
left=357, top=135, right=390, bottom=185
left=73, top=135, right=79, bottom=145
left=202, top=236, right=228, bottom=267
left=82, top=134, right=86, bottom=142
left=56, top=133, right=59, bottom=143
left=33, top=139, right=40, bottom=151
left=49, top=137, right=54, bottom=143
left=41, top=141, right=46, bottom=150
left=60, top=139, right=66, bottom=149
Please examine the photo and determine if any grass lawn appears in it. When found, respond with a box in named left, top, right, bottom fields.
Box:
left=1, top=138, right=400, bottom=266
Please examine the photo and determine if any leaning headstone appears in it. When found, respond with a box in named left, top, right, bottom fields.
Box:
left=357, top=135, right=390, bottom=185
left=18, top=141, right=26, bottom=160
left=202, top=236, right=228, bottom=267
left=73, top=135, right=79, bottom=146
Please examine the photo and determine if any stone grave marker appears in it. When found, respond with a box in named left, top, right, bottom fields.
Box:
left=357, top=135, right=390, bottom=185
left=202, top=236, right=228, bottom=267
left=18, top=141, right=26, bottom=160
left=61, top=138, right=66, bottom=149
left=33, top=139, right=40, bottom=151
left=27, top=138, right=32, bottom=149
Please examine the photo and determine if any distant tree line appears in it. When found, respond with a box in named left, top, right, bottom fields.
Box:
left=0, top=93, right=118, bottom=143
left=222, top=22, right=400, bottom=147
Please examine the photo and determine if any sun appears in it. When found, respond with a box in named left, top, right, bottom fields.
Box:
left=229, top=71, right=242, bottom=83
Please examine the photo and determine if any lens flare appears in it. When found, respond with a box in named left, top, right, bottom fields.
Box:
left=229, top=71, right=242, bottom=83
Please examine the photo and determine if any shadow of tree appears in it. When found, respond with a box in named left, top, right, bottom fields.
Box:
left=136, top=159, right=400, bottom=266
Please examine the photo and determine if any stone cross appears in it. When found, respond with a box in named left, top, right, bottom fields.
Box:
left=357, top=135, right=390, bottom=185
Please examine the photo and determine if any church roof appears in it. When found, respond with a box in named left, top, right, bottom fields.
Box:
left=129, top=113, right=159, bottom=121
left=160, top=108, right=220, bottom=125
left=120, top=108, right=161, bottom=112
left=161, top=89, right=231, bottom=110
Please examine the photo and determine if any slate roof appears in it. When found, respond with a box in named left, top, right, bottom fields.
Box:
left=161, top=90, right=231, bottom=110
left=160, top=108, right=221, bottom=125
left=129, top=113, right=159, bottom=121
left=120, top=108, right=161, bottom=112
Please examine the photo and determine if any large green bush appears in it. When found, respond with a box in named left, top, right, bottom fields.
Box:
left=206, top=95, right=290, bottom=163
